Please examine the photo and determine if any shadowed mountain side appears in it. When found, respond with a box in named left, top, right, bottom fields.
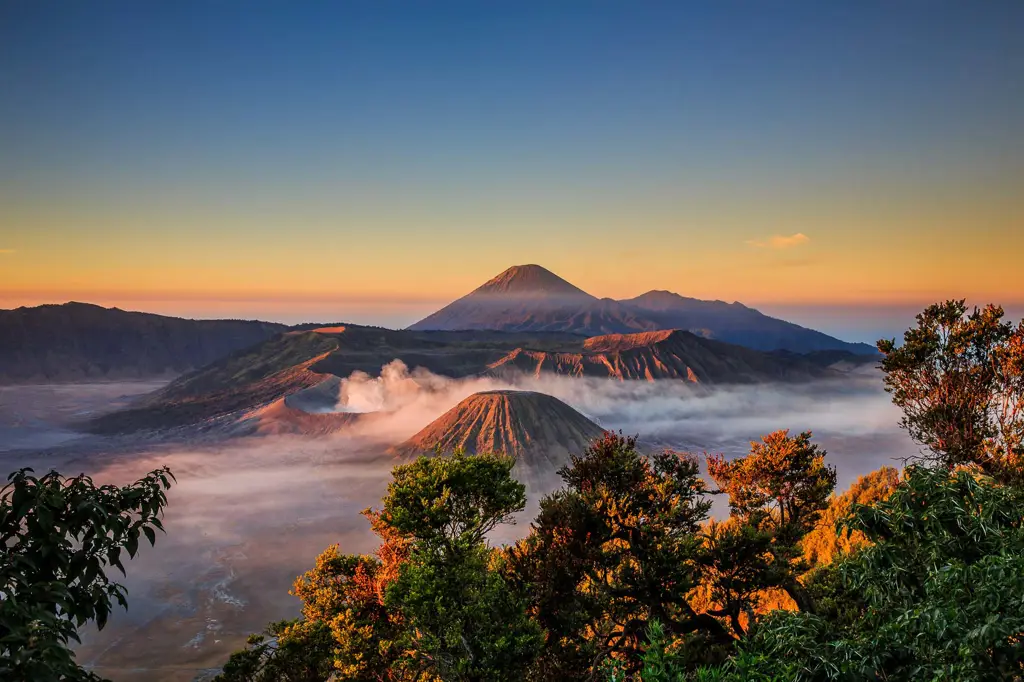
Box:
left=770, top=349, right=880, bottom=370
left=410, top=296, right=655, bottom=338
left=486, top=330, right=840, bottom=383
left=403, top=329, right=587, bottom=348
left=306, top=326, right=584, bottom=379
left=410, top=264, right=875, bottom=354
left=85, top=324, right=852, bottom=435
left=408, top=264, right=657, bottom=337
left=86, top=332, right=339, bottom=433
left=389, top=390, right=607, bottom=490
left=83, top=326, right=586, bottom=434
left=621, top=290, right=876, bottom=355
left=0, top=302, right=286, bottom=383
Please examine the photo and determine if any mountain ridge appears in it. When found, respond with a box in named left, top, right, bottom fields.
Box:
left=3, top=266, right=876, bottom=386
left=84, top=324, right=866, bottom=434
left=409, top=265, right=875, bottom=355
left=0, top=302, right=287, bottom=384
left=487, top=329, right=840, bottom=383
left=621, top=290, right=874, bottom=354
left=408, top=265, right=650, bottom=337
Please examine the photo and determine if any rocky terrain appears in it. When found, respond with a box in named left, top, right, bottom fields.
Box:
left=487, top=329, right=841, bottom=383
left=84, top=324, right=858, bottom=435
left=86, top=331, right=340, bottom=434
left=4, top=268, right=877, bottom=440
left=390, top=389, right=606, bottom=488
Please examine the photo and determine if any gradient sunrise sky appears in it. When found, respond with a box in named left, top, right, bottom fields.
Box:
left=2, top=2, right=1022, bottom=341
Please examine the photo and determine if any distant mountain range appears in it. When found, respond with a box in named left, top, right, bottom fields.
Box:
left=409, top=264, right=876, bottom=355
left=0, top=302, right=285, bottom=383
left=1, top=266, right=874, bottom=386
left=408, top=264, right=660, bottom=338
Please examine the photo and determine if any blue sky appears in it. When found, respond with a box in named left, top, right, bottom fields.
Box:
left=2, top=1, right=1022, bottom=340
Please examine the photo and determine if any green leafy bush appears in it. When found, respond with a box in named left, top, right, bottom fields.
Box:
left=726, top=466, right=1024, bottom=681
left=0, top=466, right=174, bottom=681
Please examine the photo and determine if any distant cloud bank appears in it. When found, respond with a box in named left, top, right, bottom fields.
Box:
left=747, top=233, right=810, bottom=249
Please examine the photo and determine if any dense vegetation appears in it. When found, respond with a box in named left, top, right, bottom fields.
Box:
left=2, top=300, right=1021, bottom=681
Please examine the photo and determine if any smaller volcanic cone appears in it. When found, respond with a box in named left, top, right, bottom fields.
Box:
left=391, top=390, right=605, bottom=488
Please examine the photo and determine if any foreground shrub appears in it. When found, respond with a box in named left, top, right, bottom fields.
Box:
left=218, top=451, right=541, bottom=682
left=728, top=465, right=1024, bottom=681
left=1, top=467, right=174, bottom=681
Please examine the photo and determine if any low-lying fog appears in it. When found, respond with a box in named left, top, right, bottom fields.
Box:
left=0, top=365, right=919, bottom=682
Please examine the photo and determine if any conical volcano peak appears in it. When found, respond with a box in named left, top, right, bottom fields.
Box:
left=390, top=390, right=605, bottom=485
left=407, top=263, right=641, bottom=334
left=474, top=264, right=593, bottom=299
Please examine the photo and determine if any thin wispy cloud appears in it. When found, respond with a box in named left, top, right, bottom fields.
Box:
left=0, top=249, right=14, bottom=255
left=746, top=233, right=810, bottom=249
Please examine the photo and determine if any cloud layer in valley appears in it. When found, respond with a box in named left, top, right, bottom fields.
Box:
left=1, top=366, right=918, bottom=680
left=276, top=360, right=918, bottom=511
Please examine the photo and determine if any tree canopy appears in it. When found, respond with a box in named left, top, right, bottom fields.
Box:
left=0, top=466, right=174, bottom=682
left=878, top=299, right=1024, bottom=482
left=706, top=429, right=836, bottom=615
left=217, top=451, right=540, bottom=682
left=505, top=433, right=720, bottom=677
left=708, top=465, right=1024, bottom=681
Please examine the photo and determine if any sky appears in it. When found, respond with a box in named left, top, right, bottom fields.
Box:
left=1, top=2, right=1022, bottom=341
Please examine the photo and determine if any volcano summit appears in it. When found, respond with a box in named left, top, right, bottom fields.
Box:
left=410, top=264, right=875, bottom=354
left=391, top=389, right=605, bottom=488
left=408, top=264, right=657, bottom=337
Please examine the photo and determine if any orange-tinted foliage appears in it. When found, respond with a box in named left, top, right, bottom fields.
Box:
left=707, top=429, right=836, bottom=537
left=801, top=467, right=902, bottom=568
left=291, top=509, right=415, bottom=681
